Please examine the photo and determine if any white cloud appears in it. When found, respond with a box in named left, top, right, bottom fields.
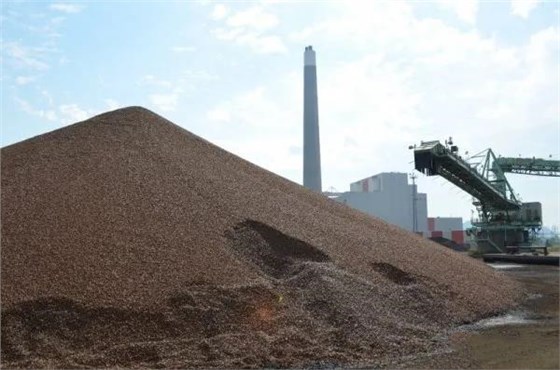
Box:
left=435, top=0, right=479, bottom=24
left=140, top=74, right=172, bottom=88
left=149, top=93, right=179, bottom=112
left=214, top=29, right=287, bottom=54
left=105, top=99, right=122, bottom=111
left=241, top=34, right=286, bottom=54
left=207, top=86, right=285, bottom=128
left=171, top=46, right=196, bottom=53
left=139, top=70, right=216, bottom=105
left=205, top=82, right=300, bottom=170
left=182, top=69, right=219, bottom=81
left=15, top=76, right=35, bottom=85
left=212, top=27, right=243, bottom=41
left=207, top=107, right=231, bottom=122
left=3, top=42, right=49, bottom=71
left=59, top=56, right=70, bottom=65
left=49, top=3, right=84, bottom=14
left=15, top=97, right=57, bottom=121
left=226, top=6, right=279, bottom=31
left=58, top=104, right=90, bottom=123
left=15, top=96, right=95, bottom=125
left=2, top=15, right=69, bottom=105
left=41, top=90, right=54, bottom=105
left=288, top=1, right=413, bottom=48
left=511, top=0, right=541, bottom=18
left=210, top=4, right=228, bottom=20
left=210, top=4, right=286, bottom=54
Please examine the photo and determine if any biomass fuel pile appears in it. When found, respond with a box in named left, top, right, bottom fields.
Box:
left=1, top=107, right=520, bottom=368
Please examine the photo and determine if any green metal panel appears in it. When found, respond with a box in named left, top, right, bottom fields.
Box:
left=495, top=157, right=560, bottom=177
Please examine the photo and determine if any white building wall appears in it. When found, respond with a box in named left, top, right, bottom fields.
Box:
left=433, top=217, right=462, bottom=234
left=428, top=217, right=464, bottom=242
left=337, top=172, right=428, bottom=235
left=350, top=172, right=408, bottom=193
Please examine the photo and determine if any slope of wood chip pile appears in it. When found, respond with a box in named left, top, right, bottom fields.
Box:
left=1, top=107, right=521, bottom=368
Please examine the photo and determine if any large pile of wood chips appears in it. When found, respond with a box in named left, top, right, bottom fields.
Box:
left=1, top=107, right=520, bottom=368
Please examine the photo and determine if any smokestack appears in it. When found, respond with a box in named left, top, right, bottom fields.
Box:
left=303, top=45, right=322, bottom=192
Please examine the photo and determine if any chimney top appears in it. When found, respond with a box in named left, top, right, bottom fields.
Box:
left=304, top=46, right=316, bottom=66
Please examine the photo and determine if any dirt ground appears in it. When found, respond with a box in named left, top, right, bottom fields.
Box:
left=401, top=264, right=559, bottom=369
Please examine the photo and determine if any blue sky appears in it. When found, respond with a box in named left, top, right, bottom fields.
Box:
left=2, top=0, right=559, bottom=227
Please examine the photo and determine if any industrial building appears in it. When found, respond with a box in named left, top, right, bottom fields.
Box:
left=428, top=217, right=464, bottom=244
left=330, top=174, right=467, bottom=243
left=332, top=172, right=429, bottom=236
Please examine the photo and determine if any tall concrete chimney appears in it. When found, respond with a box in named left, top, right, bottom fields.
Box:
left=303, top=45, right=322, bottom=192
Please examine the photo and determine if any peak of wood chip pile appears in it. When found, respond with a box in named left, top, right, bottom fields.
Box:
left=1, top=107, right=521, bottom=368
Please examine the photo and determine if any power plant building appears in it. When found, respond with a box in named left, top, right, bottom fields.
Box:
left=334, top=172, right=429, bottom=236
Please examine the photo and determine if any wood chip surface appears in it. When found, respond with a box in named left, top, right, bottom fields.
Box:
left=1, top=107, right=521, bottom=368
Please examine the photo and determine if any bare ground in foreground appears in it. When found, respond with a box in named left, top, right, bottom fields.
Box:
left=402, top=264, right=559, bottom=369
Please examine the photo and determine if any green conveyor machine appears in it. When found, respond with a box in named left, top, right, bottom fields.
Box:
left=412, top=138, right=560, bottom=253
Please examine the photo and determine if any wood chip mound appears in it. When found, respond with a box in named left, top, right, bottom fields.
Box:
left=1, top=107, right=521, bottom=368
